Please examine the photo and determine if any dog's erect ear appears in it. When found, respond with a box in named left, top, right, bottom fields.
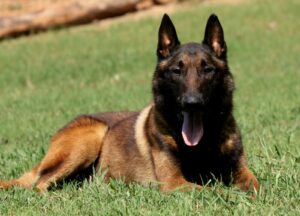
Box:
left=203, top=14, right=226, bottom=58
left=157, top=14, right=180, bottom=59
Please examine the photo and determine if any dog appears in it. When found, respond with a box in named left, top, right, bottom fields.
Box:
left=0, top=14, right=259, bottom=194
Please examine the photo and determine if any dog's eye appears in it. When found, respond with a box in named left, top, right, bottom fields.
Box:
left=170, top=67, right=181, bottom=75
left=204, top=66, right=215, bottom=73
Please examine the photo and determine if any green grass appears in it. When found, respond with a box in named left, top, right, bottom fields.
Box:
left=0, top=0, right=299, bottom=215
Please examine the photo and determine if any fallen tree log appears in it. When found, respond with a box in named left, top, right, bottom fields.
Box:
left=0, top=0, right=174, bottom=40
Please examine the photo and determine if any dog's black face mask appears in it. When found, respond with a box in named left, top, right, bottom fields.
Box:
left=152, top=14, right=234, bottom=147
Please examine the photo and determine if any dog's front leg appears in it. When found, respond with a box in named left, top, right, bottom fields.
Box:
left=153, top=151, right=201, bottom=192
left=233, top=165, right=260, bottom=195
left=159, top=175, right=202, bottom=192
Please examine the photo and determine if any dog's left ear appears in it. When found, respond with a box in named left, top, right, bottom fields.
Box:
left=157, top=14, right=180, bottom=59
left=203, top=14, right=227, bottom=59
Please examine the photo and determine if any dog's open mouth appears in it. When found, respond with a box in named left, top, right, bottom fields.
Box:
left=181, top=111, right=203, bottom=147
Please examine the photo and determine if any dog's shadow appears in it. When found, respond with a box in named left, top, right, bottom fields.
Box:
left=47, top=164, right=97, bottom=191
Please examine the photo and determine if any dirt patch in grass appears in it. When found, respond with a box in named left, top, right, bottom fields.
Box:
left=0, top=0, right=244, bottom=18
left=0, top=0, right=73, bottom=17
left=88, top=0, right=246, bottom=30
left=0, top=0, right=246, bottom=39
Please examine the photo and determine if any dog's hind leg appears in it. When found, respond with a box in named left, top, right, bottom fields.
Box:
left=0, top=165, right=39, bottom=189
left=0, top=116, right=108, bottom=192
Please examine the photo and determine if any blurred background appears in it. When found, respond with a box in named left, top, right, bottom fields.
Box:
left=0, top=0, right=195, bottom=40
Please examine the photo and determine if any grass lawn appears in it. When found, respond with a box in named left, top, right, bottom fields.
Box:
left=0, top=0, right=299, bottom=215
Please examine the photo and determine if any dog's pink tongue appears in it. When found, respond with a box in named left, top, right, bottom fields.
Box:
left=182, top=111, right=203, bottom=146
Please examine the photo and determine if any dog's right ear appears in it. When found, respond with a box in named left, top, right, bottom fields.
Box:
left=157, top=14, right=180, bottom=59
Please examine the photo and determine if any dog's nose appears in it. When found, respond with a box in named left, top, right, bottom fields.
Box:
left=181, top=93, right=203, bottom=110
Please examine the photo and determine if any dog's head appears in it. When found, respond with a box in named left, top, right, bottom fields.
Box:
left=152, top=14, right=234, bottom=147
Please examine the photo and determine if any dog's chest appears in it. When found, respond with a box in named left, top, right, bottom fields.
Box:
left=179, top=146, right=235, bottom=185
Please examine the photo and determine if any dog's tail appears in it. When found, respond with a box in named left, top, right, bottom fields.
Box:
left=0, top=115, right=109, bottom=192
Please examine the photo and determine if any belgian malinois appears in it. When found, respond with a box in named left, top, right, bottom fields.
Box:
left=0, top=14, right=259, bottom=194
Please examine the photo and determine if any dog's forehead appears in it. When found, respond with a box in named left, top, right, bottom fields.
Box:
left=158, top=42, right=225, bottom=69
left=176, top=43, right=210, bottom=62
left=180, top=43, right=202, bottom=54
